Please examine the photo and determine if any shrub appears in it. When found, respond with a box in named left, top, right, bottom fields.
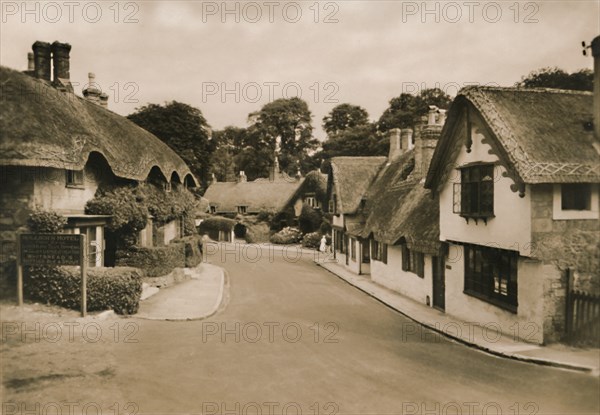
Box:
left=198, top=216, right=236, bottom=240
left=298, top=205, right=322, bottom=234
left=27, top=209, right=67, bottom=233
left=319, top=218, right=332, bottom=235
left=256, top=208, right=277, bottom=223
left=170, top=235, right=203, bottom=267
left=244, top=222, right=271, bottom=243
left=25, top=266, right=143, bottom=315
left=270, top=227, right=302, bottom=245
left=302, top=232, right=322, bottom=249
left=233, top=223, right=247, bottom=238
left=116, top=244, right=185, bottom=277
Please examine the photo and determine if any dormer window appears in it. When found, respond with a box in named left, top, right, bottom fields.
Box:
left=454, top=164, right=494, bottom=222
left=237, top=205, right=248, bottom=214
left=164, top=182, right=172, bottom=193
left=66, top=169, right=84, bottom=187
left=329, top=197, right=337, bottom=214
left=210, top=206, right=217, bottom=214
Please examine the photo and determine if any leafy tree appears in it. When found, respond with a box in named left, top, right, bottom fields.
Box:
left=517, top=67, right=593, bottom=91
left=320, top=123, right=387, bottom=158
left=298, top=205, right=323, bottom=234
left=323, top=104, right=370, bottom=136
left=211, top=146, right=236, bottom=182
left=377, top=88, right=452, bottom=133
left=249, top=97, right=318, bottom=176
left=127, top=101, right=213, bottom=187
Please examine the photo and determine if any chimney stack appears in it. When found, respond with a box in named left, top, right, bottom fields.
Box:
left=387, top=128, right=402, bottom=161
left=27, top=53, right=34, bottom=71
left=51, top=41, right=73, bottom=92
left=83, top=73, right=108, bottom=108
left=592, top=36, right=600, bottom=140
left=415, top=106, right=444, bottom=177
left=238, top=171, right=247, bottom=183
left=401, top=129, right=414, bottom=151
left=32, top=41, right=51, bottom=81
left=270, top=152, right=280, bottom=181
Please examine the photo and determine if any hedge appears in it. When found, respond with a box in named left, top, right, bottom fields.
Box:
left=244, top=222, right=271, bottom=244
left=302, top=232, right=322, bottom=249
left=198, top=216, right=236, bottom=240
left=25, top=266, right=143, bottom=315
left=270, top=227, right=302, bottom=245
left=170, top=235, right=203, bottom=267
left=116, top=244, right=185, bottom=277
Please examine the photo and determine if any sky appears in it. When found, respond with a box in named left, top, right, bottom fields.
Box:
left=1, top=1, right=599, bottom=140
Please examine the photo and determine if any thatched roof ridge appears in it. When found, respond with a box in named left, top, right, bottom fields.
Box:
left=204, top=178, right=303, bottom=213
left=330, top=156, right=387, bottom=214
left=0, top=66, right=197, bottom=185
left=361, top=151, right=440, bottom=254
left=426, top=86, right=599, bottom=189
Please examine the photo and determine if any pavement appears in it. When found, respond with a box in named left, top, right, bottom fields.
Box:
left=315, top=258, right=600, bottom=376
left=134, top=263, right=225, bottom=321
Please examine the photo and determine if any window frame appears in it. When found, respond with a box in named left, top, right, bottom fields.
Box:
left=553, top=184, right=599, bottom=220
left=463, top=243, right=518, bottom=312
left=401, top=244, right=424, bottom=278
left=65, top=169, right=84, bottom=188
left=456, top=163, right=495, bottom=220
left=237, top=205, right=248, bottom=214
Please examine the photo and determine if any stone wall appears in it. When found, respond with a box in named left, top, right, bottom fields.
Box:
left=531, top=184, right=600, bottom=294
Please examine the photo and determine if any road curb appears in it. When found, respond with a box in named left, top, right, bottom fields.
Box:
left=133, top=263, right=227, bottom=322
left=315, top=261, right=597, bottom=375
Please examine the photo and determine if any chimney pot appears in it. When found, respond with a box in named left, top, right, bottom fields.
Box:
left=427, top=106, right=439, bottom=126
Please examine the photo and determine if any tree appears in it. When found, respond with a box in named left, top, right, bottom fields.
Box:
left=320, top=123, right=387, bottom=158
left=517, top=67, right=593, bottom=91
left=322, top=104, right=370, bottom=137
left=127, top=101, right=213, bottom=187
left=377, top=88, right=452, bottom=133
left=249, top=97, right=318, bottom=176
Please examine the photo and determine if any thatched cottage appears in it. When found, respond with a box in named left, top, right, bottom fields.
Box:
left=0, top=41, right=197, bottom=270
left=425, top=83, right=599, bottom=344
left=328, top=108, right=445, bottom=309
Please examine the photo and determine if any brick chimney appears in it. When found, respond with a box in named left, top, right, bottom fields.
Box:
left=32, top=41, right=51, bottom=81
left=51, top=41, right=73, bottom=92
left=592, top=36, right=600, bottom=139
left=387, top=128, right=402, bottom=161
left=415, top=106, right=444, bottom=178
left=27, top=52, right=34, bottom=71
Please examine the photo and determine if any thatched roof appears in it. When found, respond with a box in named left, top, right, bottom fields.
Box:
left=360, top=151, right=440, bottom=254
left=204, top=178, right=303, bottom=214
left=0, top=66, right=197, bottom=185
left=329, top=156, right=387, bottom=214
left=426, top=86, right=600, bottom=190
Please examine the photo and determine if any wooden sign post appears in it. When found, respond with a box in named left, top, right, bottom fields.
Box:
left=17, top=233, right=87, bottom=317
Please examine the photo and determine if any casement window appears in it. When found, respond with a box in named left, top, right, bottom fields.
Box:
left=210, top=206, right=217, bottom=214
left=237, top=206, right=248, bottom=214
left=304, top=194, right=320, bottom=209
left=464, top=243, right=518, bottom=311
left=553, top=184, right=599, bottom=220
left=561, top=184, right=592, bottom=211
left=454, top=164, right=494, bottom=220
left=66, top=169, right=84, bottom=187
left=402, top=244, right=424, bottom=278
left=371, top=240, right=388, bottom=264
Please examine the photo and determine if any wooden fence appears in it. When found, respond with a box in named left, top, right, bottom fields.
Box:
left=564, top=268, right=600, bottom=347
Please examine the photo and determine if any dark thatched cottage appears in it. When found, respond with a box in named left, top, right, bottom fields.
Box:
left=0, top=41, right=197, bottom=271
left=425, top=83, right=600, bottom=344
left=328, top=108, right=445, bottom=307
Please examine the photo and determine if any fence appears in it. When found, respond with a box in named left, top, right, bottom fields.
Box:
left=564, top=268, right=600, bottom=347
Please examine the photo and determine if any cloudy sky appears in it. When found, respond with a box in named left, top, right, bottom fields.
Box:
left=1, top=1, right=598, bottom=140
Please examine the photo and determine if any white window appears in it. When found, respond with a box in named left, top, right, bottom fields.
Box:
left=164, top=182, right=172, bottom=193
left=304, top=196, right=316, bottom=208
left=237, top=206, right=248, bottom=214
left=553, top=184, right=599, bottom=220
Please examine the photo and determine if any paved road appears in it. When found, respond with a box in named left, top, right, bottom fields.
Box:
left=107, top=244, right=599, bottom=414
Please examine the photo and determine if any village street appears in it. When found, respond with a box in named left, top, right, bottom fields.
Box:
left=4, top=244, right=597, bottom=415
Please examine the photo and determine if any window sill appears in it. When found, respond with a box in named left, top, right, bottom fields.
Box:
left=464, top=289, right=517, bottom=314
left=66, top=184, right=85, bottom=189
left=460, top=213, right=495, bottom=225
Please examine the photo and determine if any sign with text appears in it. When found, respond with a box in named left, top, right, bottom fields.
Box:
left=19, top=233, right=82, bottom=266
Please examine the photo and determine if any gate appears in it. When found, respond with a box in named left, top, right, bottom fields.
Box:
left=564, top=268, right=600, bottom=346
